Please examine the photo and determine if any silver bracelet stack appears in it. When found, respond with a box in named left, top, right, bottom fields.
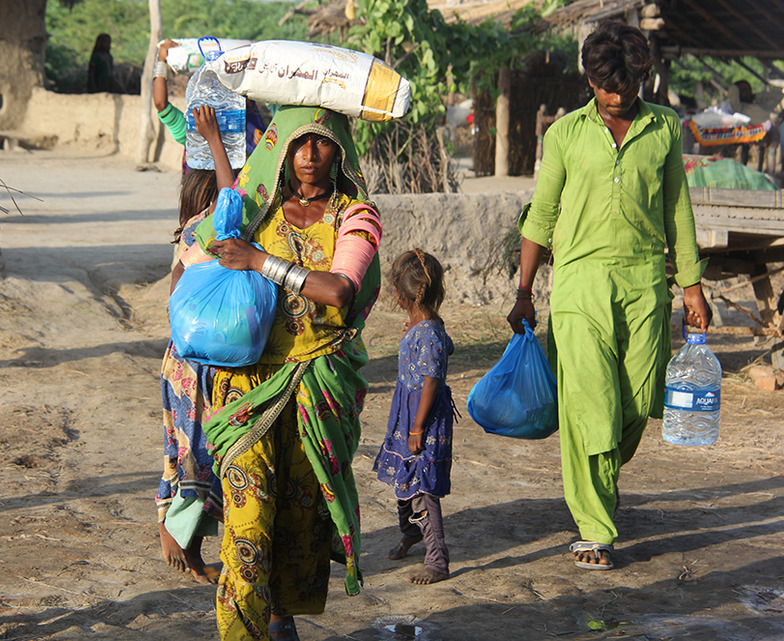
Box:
left=153, top=60, right=169, bottom=79
left=283, top=264, right=308, bottom=293
left=260, top=255, right=288, bottom=283
left=261, top=255, right=309, bottom=294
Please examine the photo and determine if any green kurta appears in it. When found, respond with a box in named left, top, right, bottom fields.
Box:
left=521, top=98, right=706, bottom=544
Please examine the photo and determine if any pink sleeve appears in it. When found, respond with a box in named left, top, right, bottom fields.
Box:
left=330, top=204, right=382, bottom=293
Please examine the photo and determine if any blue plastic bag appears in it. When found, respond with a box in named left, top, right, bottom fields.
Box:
left=466, top=322, right=558, bottom=439
left=169, top=188, right=278, bottom=367
left=211, top=188, right=243, bottom=241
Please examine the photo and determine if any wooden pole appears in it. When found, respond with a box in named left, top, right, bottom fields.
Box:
left=494, top=67, right=511, bottom=177
left=136, top=0, right=162, bottom=166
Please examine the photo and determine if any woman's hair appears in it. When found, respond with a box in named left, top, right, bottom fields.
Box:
left=390, top=249, right=445, bottom=320
left=174, top=169, right=218, bottom=243
left=92, top=33, right=112, bottom=55
left=581, top=21, right=654, bottom=94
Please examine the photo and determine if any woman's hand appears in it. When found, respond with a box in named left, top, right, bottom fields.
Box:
left=210, top=239, right=266, bottom=271
left=408, top=430, right=424, bottom=456
left=507, top=297, right=536, bottom=333
left=158, top=38, right=179, bottom=62
left=193, top=106, right=221, bottom=144
left=193, top=105, right=234, bottom=191
left=682, top=283, right=712, bottom=331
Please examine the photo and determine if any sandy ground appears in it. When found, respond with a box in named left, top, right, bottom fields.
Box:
left=1, top=151, right=783, bottom=641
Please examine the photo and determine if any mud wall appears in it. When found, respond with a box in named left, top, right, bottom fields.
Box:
left=18, top=88, right=183, bottom=170
left=373, top=191, right=552, bottom=307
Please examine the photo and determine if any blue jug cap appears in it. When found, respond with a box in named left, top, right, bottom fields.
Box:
left=198, top=36, right=223, bottom=62
left=685, top=332, right=706, bottom=344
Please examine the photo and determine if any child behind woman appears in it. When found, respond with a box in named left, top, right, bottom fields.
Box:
left=156, top=107, right=234, bottom=584
left=374, top=249, right=456, bottom=585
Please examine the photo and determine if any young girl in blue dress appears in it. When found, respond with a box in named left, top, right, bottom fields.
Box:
left=374, top=248, right=455, bottom=585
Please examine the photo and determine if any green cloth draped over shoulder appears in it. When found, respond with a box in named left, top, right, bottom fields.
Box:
left=194, top=105, right=379, bottom=597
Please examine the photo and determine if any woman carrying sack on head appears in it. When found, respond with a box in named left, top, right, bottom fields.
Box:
left=185, top=105, right=382, bottom=641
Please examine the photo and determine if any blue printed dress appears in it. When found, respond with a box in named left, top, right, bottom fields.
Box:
left=374, top=320, right=455, bottom=499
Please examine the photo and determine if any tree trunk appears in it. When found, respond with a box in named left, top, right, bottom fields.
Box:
left=494, top=67, right=511, bottom=177
left=136, top=0, right=162, bottom=165
left=0, top=0, right=47, bottom=131
left=0, top=0, right=47, bottom=276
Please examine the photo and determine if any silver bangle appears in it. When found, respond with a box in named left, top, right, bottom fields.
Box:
left=153, top=60, right=169, bottom=79
left=261, top=255, right=291, bottom=286
left=283, top=265, right=309, bottom=294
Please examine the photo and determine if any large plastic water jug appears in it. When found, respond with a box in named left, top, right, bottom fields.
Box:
left=662, top=331, right=721, bottom=446
left=185, top=37, right=245, bottom=170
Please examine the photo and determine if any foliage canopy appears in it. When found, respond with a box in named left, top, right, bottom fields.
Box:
left=45, top=0, right=309, bottom=92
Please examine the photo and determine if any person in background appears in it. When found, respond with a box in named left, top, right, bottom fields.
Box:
left=727, top=80, right=770, bottom=126
left=157, top=105, right=234, bottom=584
left=87, top=33, right=119, bottom=93
left=727, top=79, right=784, bottom=171
left=374, top=249, right=455, bottom=586
left=507, top=20, right=711, bottom=571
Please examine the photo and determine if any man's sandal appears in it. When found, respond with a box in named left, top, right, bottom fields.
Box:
left=569, top=541, right=614, bottom=570
left=269, top=618, right=300, bottom=641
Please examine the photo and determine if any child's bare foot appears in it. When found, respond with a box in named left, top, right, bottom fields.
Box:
left=388, top=535, right=422, bottom=560
left=408, top=567, right=449, bottom=585
left=159, top=522, right=189, bottom=573
left=185, top=554, right=221, bottom=584
left=184, top=536, right=221, bottom=584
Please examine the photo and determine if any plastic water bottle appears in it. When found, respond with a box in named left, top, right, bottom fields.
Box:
left=185, top=39, right=245, bottom=170
left=662, top=331, right=721, bottom=446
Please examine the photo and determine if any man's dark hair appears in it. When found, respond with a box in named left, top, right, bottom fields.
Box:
left=581, top=21, right=655, bottom=94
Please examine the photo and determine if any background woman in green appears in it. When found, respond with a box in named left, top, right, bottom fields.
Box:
left=86, top=33, right=118, bottom=93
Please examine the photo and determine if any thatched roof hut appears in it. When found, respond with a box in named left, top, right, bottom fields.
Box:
left=538, top=0, right=784, bottom=107
left=543, top=0, right=784, bottom=61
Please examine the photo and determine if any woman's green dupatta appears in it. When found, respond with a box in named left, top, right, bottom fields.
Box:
left=202, top=257, right=379, bottom=597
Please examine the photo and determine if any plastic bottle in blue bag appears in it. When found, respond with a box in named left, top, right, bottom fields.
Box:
left=185, top=37, right=246, bottom=170
left=169, top=188, right=277, bottom=366
left=466, top=321, right=558, bottom=439
left=662, top=329, right=721, bottom=446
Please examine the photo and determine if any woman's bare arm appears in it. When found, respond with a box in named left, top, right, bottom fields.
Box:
left=209, top=238, right=355, bottom=308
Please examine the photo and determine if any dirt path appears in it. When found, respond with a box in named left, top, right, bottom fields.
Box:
left=1, top=152, right=783, bottom=641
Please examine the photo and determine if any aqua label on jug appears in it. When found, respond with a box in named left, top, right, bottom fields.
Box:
left=664, top=387, right=720, bottom=412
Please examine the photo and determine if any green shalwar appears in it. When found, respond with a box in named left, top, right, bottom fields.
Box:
left=521, top=98, right=706, bottom=545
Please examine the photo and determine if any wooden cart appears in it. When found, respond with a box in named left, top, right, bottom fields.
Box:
left=691, top=187, right=784, bottom=364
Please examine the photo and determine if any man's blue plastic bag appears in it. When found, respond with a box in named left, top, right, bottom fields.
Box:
left=169, top=188, right=278, bottom=367
left=466, top=322, right=558, bottom=439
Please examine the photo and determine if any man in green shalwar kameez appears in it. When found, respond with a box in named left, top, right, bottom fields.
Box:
left=507, top=21, right=712, bottom=570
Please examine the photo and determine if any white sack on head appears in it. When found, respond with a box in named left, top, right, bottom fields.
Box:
left=207, top=40, right=411, bottom=122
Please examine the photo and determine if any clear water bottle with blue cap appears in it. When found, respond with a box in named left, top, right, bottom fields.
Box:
left=185, top=36, right=246, bottom=170
left=661, top=327, right=721, bottom=446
